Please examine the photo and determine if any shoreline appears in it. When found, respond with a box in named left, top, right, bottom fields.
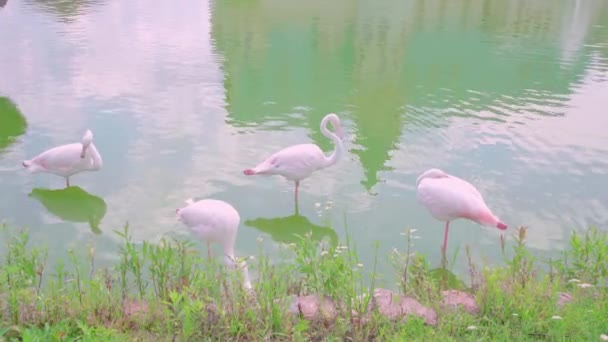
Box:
left=0, top=224, right=606, bottom=340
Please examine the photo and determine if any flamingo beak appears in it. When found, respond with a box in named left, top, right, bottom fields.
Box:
left=497, top=222, right=508, bottom=230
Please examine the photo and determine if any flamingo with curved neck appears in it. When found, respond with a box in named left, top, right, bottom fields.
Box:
left=243, top=113, right=345, bottom=204
left=22, top=129, right=103, bottom=188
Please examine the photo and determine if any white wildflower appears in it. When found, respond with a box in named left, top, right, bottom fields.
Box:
left=357, top=263, right=363, bottom=268
left=410, top=229, right=418, bottom=233
left=578, top=283, right=594, bottom=288
left=314, top=202, right=321, bottom=208
left=551, top=315, right=562, bottom=320
left=321, top=251, right=328, bottom=256
left=568, top=278, right=580, bottom=283
left=512, top=313, right=519, bottom=317
left=600, top=334, right=608, bottom=341
left=466, top=325, right=477, bottom=330
left=256, top=236, right=264, bottom=243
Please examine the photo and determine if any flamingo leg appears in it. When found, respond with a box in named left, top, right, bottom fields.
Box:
left=441, top=221, right=450, bottom=267
left=294, top=180, right=300, bottom=204
left=206, top=241, right=212, bottom=259
left=65, top=177, right=70, bottom=188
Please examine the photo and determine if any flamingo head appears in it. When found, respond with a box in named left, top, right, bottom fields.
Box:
left=243, top=157, right=280, bottom=176
left=80, top=129, right=93, bottom=158
left=325, top=113, right=344, bottom=140
left=475, top=210, right=508, bottom=231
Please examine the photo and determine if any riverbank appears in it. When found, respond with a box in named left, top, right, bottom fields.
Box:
left=0, top=225, right=606, bottom=341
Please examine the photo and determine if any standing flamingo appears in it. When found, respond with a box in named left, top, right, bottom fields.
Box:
left=243, top=113, right=344, bottom=206
left=176, top=198, right=252, bottom=290
left=22, top=129, right=103, bottom=188
left=416, top=168, right=507, bottom=263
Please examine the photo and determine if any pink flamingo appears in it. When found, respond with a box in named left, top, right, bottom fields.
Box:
left=176, top=198, right=252, bottom=290
left=416, top=168, right=507, bottom=262
left=243, top=113, right=344, bottom=204
left=22, top=129, right=103, bottom=188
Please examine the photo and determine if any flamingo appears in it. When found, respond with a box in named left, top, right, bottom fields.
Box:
left=176, top=198, right=252, bottom=290
left=416, top=168, right=507, bottom=262
left=243, top=113, right=345, bottom=205
left=22, top=129, right=103, bottom=187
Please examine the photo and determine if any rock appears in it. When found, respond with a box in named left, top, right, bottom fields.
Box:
left=401, top=296, right=438, bottom=326
left=557, top=292, right=574, bottom=308
left=290, top=295, right=337, bottom=323
left=372, top=288, right=437, bottom=326
left=122, top=299, right=148, bottom=318
left=441, top=290, right=479, bottom=315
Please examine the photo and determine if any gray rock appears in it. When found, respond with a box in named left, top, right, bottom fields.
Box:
left=441, top=290, right=479, bottom=315
left=372, top=288, right=437, bottom=326
left=290, top=294, right=337, bottom=323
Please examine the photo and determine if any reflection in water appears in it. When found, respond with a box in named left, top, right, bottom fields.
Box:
left=212, top=0, right=608, bottom=191
left=29, top=186, right=107, bottom=234
left=0, top=97, right=27, bottom=151
left=0, top=0, right=7, bottom=8
left=0, top=0, right=607, bottom=279
left=26, top=0, right=104, bottom=23
left=245, top=213, right=338, bottom=246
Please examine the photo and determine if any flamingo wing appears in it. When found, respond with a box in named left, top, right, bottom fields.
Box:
left=247, top=143, right=326, bottom=180
left=177, top=199, right=239, bottom=241
left=28, top=143, right=87, bottom=173
left=416, top=176, right=485, bottom=222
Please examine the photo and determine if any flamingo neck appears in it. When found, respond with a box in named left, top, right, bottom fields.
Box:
left=223, top=246, right=252, bottom=290
left=320, top=117, right=344, bottom=168
left=88, top=144, right=103, bottom=170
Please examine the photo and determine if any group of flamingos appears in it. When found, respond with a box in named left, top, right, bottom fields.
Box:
left=22, top=113, right=507, bottom=289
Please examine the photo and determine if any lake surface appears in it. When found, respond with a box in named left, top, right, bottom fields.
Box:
left=1, top=0, right=607, bottom=283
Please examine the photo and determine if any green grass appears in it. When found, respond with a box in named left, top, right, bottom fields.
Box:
left=0, top=224, right=606, bottom=341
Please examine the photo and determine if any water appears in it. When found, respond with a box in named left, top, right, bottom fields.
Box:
left=1, top=0, right=607, bottom=283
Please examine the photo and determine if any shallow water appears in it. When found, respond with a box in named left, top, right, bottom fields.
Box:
left=1, top=0, right=607, bottom=282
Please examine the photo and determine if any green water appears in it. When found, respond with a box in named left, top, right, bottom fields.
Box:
left=1, top=0, right=607, bottom=281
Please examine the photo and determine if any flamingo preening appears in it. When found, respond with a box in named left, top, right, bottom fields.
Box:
left=243, top=113, right=344, bottom=205
left=22, top=129, right=102, bottom=187
left=176, top=198, right=252, bottom=290
left=416, top=168, right=507, bottom=263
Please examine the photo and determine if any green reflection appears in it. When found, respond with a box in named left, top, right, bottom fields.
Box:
left=245, top=213, right=338, bottom=246
left=29, top=186, right=107, bottom=234
left=212, top=0, right=608, bottom=190
left=27, top=0, right=103, bottom=23
left=0, top=97, right=27, bottom=151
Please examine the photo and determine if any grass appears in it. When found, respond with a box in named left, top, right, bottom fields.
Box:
left=0, top=223, right=606, bottom=341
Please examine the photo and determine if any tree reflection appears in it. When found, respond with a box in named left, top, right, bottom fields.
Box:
left=29, top=186, right=107, bottom=234
left=245, top=213, right=338, bottom=246
left=26, top=0, right=104, bottom=23
left=211, top=0, right=608, bottom=190
left=0, top=97, right=27, bottom=152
